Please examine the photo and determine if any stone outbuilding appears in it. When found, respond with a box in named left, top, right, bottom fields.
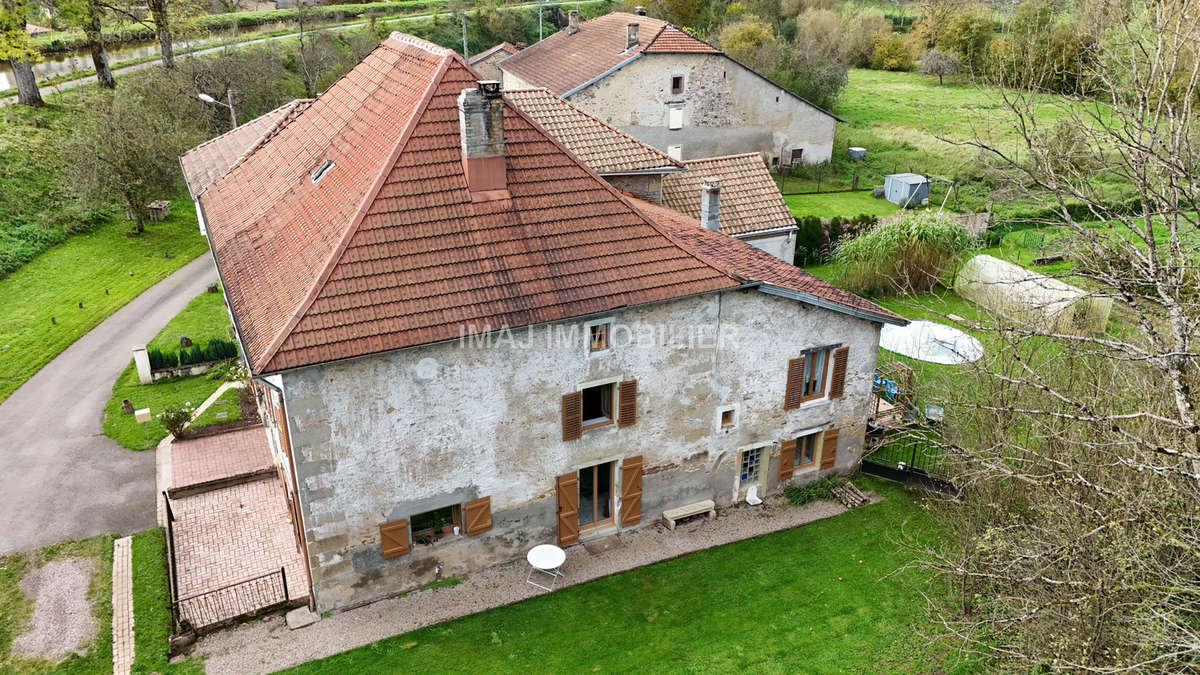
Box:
left=499, top=11, right=841, bottom=165
left=182, top=32, right=904, bottom=613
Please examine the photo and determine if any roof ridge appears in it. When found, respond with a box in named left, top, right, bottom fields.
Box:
left=684, top=152, right=761, bottom=164
left=257, top=48, right=455, bottom=374
left=505, top=96, right=743, bottom=289
left=385, top=31, right=449, bottom=55
left=504, top=88, right=682, bottom=170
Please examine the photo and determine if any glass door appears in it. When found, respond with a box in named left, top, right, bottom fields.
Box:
left=578, top=461, right=614, bottom=531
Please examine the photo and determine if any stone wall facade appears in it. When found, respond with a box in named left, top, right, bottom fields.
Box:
left=274, top=288, right=881, bottom=611
left=558, top=53, right=836, bottom=164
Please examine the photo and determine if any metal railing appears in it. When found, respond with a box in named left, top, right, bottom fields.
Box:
left=172, top=567, right=289, bottom=635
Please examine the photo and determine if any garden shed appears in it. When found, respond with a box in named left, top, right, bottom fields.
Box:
left=883, top=173, right=930, bottom=207
left=954, top=254, right=1112, bottom=334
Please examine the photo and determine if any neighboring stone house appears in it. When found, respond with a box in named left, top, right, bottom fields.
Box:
left=507, top=88, right=797, bottom=261
left=499, top=11, right=841, bottom=164
left=182, top=32, right=904, bottom=613
left=467, top=41, right=521, bottom=81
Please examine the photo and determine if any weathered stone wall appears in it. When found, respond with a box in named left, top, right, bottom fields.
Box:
left=279, top=288, right=881, bottom=611
left=565, top=53, right=836, bottom=164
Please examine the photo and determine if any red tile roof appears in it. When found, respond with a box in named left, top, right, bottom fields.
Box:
left=180, top=99, right=310, bottom=199
left=197, top=33, right=745, bottom=374
left=499, top=12, right=717, bottom=96
left=505, top=88, right=681, bottom=174
left=630, top=196, right=905, bottom=324
left=661, top=153, right=796, bottom=236
left=468, top=41, right=520, bottom=65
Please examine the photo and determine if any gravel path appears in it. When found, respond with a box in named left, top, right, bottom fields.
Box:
left=193, top=492, right=878, bottom=674
left=10, top=557, right=98, bottom=661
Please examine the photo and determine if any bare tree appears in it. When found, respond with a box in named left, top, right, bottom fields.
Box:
left=919, top=47, right=961, bottom=84
left=295, top=0, right=339, bottom=98
left=1, top=0, right=44, bottom=106
left=911, top=0, right=1200, bottom=670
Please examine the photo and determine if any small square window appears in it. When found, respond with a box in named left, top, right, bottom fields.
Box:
left=740, top=447, right=762, bottom=483
left=794, top=432, right=820, bottom=467
left=720, top=409, right=734, bottom=428
left=411, top=504, right=461, bottom=546
left=582, top=383, right=614, bottom=428
left=589, top=323, right=609, bottom=351
left=670, top=75, right=683, bottom=94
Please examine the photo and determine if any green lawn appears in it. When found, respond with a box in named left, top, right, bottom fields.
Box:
left=783, top=190, right=903, bottom=219
left=0, top=535, right=115, bottom=674
left=286, top=478, right=962, bottom=674
left=0, top=202, right=208, bottom=405
left=189, top=386, right=243, bottom=429
left=103, top=286, right=235, bottom=450
left=130, top=529, right=202, bottom=674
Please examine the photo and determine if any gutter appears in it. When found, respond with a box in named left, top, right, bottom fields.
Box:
left=758, top=284, right=908, bottom=326
left=562, top=52, right=643, bottom=98
left=600, top=165, right=685, bottom=176
left=732, top=224, right=798, bottom=239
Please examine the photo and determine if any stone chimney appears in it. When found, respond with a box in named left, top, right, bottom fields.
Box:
left=626, top=22, right=639, bottom=50
left=567, top=10, right=580, bottom=35
left=458, top=81, right=507, bottom=195
left=635, top=5, right=646, bottom=15
left=700, top=178, right=720, bottom=231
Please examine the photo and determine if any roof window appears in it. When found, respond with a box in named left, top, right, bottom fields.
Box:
left=311, top=159, right=335, bottom=185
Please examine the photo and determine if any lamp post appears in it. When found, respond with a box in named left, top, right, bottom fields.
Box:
left=198, top=89, right=237, bottom=128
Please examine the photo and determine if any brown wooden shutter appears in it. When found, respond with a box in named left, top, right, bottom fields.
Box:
left=785, top=356, right=806, bottom=409
left=820, top=428, right=839, bottom=470
left=463, top=496, right=492, bottom=536
left=562, top=392, right=582, bottom=441
left=617, top=380, right=637, bottom=427
left=380, top=519, right=410, bottom=559
left=829, top=347, right=850, bottom=399
left=778, top=439, right=797, bottom=482
left=556, top=472, right=580, bottom=546
left=619, top=455, right=643, bottom=526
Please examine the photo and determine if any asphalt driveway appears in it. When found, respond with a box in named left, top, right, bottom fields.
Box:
left=0, top=254, right=217, bottom=555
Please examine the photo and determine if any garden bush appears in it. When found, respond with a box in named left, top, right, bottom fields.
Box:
left=832, top=210, right=977, bottom=296
left=158, top=403, right=194, bottom=438
left=785, top=476, right=839, bottom=506
left=146, top=348, right=177, bottom=370
left=204, top=338, right=238, bottom=361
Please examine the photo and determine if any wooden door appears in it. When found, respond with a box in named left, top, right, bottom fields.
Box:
left=556, top=472, right=579, bottom=546
left=619, top=456, right=643, bottom=527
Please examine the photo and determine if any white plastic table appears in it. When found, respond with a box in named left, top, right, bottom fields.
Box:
left=526, top=544, right=566, bottom=591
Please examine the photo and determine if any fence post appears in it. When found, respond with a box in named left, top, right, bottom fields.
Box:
left=281, top=566, right=288, bottom=601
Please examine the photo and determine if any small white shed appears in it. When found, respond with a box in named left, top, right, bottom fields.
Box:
left=884, top=173, right=930, bottom=207
left=954, top=254, right=1112, bottom=334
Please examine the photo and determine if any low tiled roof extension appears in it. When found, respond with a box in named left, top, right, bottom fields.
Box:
left=179, top=99, right=311, bottom=199
left=505, top=88, right=682, bottom=174
left=629, top=196, right=906, bottom=325
left=468, top=41, right=520, bottom=65
left=661, top=153, right=796, bottom=237
left=195, top=33, right=741, bottom=375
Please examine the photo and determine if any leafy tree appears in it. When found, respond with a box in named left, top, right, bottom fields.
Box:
left=717, top=14, right=779, bottom=72
left=870, top=32, right=915, bottom=70
left=65, top=70, right=207, bottom=233
left=840, top=8, right=891, bottom=67
left=937, top=3, right=993, bottom=71
left=0, top=0, right=43, bottom=106
left=919, top=47, right=961, bottom=83
left=57, top=0, right=115, bottom=88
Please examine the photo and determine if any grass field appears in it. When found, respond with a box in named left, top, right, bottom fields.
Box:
left=0, top=535, right=115, bottom=674
left=130, top=529, right=202, bottom=674
left=286, top=478, right=965, bottom=674
left=189, top=386, right=243, bottom=429
left=782, top=190, right=904, bottom=219
left=103, top=286, right=234, bottom=450
left=0, top=203, right=208, bottom=405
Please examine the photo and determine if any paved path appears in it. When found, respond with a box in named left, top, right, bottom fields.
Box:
left=112, top=536, right=134, bottom=675
left=0, top=254, right=217, bottom=556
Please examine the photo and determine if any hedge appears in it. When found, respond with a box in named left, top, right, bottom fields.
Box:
left=149, top=338, right=238, bottom=370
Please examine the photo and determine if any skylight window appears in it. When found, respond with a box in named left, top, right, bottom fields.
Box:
left=311, top=159, right=335, bottom=185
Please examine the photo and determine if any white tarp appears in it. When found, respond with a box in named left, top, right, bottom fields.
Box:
left=880, top=320, right=984, bottom=364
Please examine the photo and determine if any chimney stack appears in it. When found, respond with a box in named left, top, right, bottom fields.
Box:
left=458, top=81, right=507, bottom=196
left=626, top=22, right=639, bottom=50
left=700, top=178, right=720, bottom=232
left=567, top=10, right=580, bottom=35
left=635, top=5, right=646, bottom=15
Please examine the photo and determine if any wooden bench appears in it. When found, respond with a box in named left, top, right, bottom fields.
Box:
left=663, top=499, right=716, bottom=530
